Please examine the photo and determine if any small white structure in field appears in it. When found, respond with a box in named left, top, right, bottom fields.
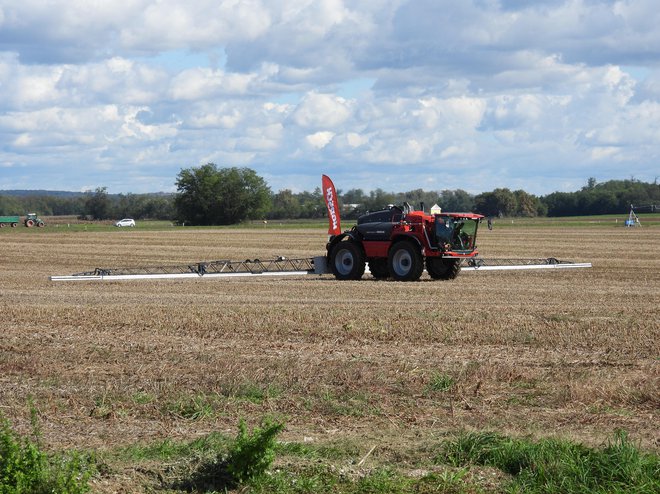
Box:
left=625, top=205, right=641, bottom=227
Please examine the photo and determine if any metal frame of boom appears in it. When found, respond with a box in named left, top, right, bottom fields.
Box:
left=51, top=257, right=320, bottom=281
left=462, top=257, right=593, bottom=271
left=50, top=256, right=590, bottom=281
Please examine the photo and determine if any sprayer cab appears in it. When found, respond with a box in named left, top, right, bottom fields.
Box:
left=432, top=212, right=482, bottom=255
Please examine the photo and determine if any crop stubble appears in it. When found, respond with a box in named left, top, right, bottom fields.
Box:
left=0, top=227, right=658, bottom=463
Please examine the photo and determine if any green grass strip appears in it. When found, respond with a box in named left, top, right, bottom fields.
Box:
left=438, top=429, right=659, bottom=493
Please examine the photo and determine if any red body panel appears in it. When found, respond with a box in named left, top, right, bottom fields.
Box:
left=363, top=241, right=391, bottom=258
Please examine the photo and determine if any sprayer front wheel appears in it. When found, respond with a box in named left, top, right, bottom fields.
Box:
left=426, top=257, right=461, bottom=280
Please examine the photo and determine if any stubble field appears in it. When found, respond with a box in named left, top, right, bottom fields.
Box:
left=1, top=222, right=658, bottom=491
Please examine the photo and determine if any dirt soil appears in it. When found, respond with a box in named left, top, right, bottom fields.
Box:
left=1, top=225, right=658, bottom=490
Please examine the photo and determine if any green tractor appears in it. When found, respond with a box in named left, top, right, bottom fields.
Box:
left=24, top=213, right=45, bottom=228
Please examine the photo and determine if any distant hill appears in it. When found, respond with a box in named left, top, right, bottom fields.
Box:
left=0, top=190, right=85, bottom=198
left=0, top=190, right=174, bottom=198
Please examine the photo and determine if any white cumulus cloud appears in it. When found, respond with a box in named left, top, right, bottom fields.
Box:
left=0, top=0, right=659, bottom=193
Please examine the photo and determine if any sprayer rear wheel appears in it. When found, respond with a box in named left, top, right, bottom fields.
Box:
left=330, top=241, right=365, bottom=280
left=388, top=241, right=423, bottom=281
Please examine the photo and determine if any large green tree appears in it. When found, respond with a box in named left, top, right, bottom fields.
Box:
left=542, top=179, right=659, bottom=216
left=0, top=194, right=23, bottom=215
left=437, top=189, right=475, bottom=212
left=514, top=189, right=546, bottom=217
left=474, top=188, right=517, bottom=217
left=174, top=164, right=271, bottom=225
left=269, top=189, right=302, bottom=220
left=83, top=187, right=111, bottom=220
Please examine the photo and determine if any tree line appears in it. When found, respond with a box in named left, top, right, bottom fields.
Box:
left=0, top=188, right=174, bottom=220
left=0, top=164, right=658, bottom=225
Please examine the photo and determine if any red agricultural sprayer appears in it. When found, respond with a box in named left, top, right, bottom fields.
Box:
left=50, top=175, right=591, bottom=282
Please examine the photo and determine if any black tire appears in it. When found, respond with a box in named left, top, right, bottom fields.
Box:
left=426, top=257, right=461, bottom=280
left=330, top=241, right=365, bottom=280
left=368, top=258, right=389, bottom=279
left=388, top=241, right=423, bottom=281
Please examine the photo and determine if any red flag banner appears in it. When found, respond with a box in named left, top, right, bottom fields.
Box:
left=322, top=174, right=342, bottom=236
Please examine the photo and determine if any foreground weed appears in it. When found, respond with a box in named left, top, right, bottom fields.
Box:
left=225, top=418, right=285, bottom=484
left=0, top=412, right=94, bottom=493
left=178, top=418, right=285, bottom=491
left=438, top=429, right=659, bottom=493
left=427, top=372, right=456, bottom=393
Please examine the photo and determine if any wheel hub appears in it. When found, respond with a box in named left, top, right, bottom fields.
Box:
left=392, top=250, right=412, bottom=276
left=335, top=249, right=354, bottom=275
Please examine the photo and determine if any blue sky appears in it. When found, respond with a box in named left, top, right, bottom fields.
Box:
left=1, top=0, right=659, bottom=195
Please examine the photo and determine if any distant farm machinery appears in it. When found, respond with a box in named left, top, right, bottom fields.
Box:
left=0, top=213, right=45, bottom=228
